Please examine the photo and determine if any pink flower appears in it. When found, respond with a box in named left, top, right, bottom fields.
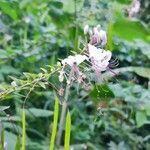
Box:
left=128, top=0, right=140, bottom=17
left=88, top=44, right=112, bottom=71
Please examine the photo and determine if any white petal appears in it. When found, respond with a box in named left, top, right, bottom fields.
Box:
left=99, top=30, right=107, bottom=46
left=61, top=55, right=87, bottom=66
left=88, top=44, right=112, bottom=72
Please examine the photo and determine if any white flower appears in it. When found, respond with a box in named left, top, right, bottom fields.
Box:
left=88, top=44, right=111, bottom=71
left=62, top=55, right=88, bottom=66
left=84, top=25, right=89, bottom=34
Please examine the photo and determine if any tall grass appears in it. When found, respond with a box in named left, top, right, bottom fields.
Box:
left=49, top=96, right=59, bottom=150
left=64, top=111, right=71, bottom=150
left=21, top=109, right=26, bottom=150
left=0, top=128, right=4, bottom=150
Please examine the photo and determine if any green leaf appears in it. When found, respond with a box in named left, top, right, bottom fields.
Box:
left=134, top=40, right=150, bottom=59
left=145, top=105, right=150, bottom=116
left=64, top=111, right=71, bottom=150
left=115, top=0, right=131, bottom=4
left=0, top=129, right=4, bottom=150
left=136, top=111, right=147, bottom=127
left=103, top=67, right=150, bottom=80
left=4, top=131, right=17, bottom=150
left=15, top=136, right=21, bottom=150
left=38, top=82, right=46, bottom=89
left=63, top=0, right=84, bottom=13
left=0, top=106, right=10, bottom=111
left=49, top=96, right=59, bottom=150
left=28, top=108, right=53, bottom=118
left=106, top=22, right=113, bottom=50
left=0, top=1, right=19, bottom=20
left=49, top=1, right=63, bottom=9
left=74, top=27, right=79, bottom=51
left=22, top=109, right=26, bottom=150
left=113, top=19, right=150, bottom=43
left=90, top=84, right=115, bottom=102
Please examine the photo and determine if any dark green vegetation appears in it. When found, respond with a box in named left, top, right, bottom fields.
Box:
left=0, top=0, right=150, bottom=150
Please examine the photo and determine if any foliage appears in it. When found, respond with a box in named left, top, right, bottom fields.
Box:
left=0, top=0, right=150, bottom=150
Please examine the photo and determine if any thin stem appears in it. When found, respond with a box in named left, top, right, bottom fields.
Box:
left=56, top=100, right=67, bottom=146
left=56, top=68, right=73, bottom=146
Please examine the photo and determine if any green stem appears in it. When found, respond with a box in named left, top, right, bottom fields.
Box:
left=56, top=100, right=67, bottom=146
left=56, top=68, right=73, bottom=146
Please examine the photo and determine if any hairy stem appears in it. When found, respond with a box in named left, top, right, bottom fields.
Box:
left=56, top=68, right=73, bottom=146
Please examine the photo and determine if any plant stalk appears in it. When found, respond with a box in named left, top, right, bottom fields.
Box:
left=56, top=68, right=73, bottom=146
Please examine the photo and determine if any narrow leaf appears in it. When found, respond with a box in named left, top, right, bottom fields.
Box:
left=106, top=22, right=113, bottom=50
left=0, top=129, right=4, bottom=150
left=49, top=96, right=59, bottom=150
left=64, top=111, right=71, bottom=150
left=21, top=109, right=26, bottom=150
left=15, top=136, right=21, bottom=150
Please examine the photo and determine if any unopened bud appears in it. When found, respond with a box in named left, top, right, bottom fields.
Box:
left=84, top=25, right=89, bottom=35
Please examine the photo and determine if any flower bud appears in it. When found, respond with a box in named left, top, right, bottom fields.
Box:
left=84, top=25, right=89, bottom=35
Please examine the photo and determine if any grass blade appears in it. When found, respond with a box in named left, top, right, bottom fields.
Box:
left=0, top=128, right=4, bottom=150
left=106, top=21, right=113, bottom=51
left=64, top=111, right=71, bottom=150
left=15, top=136, right=21, bottom=150
left=21, top=109, right=26, bottom=150
left=49, top=96, right=59, bottom=150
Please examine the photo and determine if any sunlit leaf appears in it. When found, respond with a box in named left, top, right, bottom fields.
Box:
left=0, top=1, right=19, bottom=20
left=15, top=136, right=21, bottom=150
left=63, top=0, right=84, bottom=13
left=113, top=19, right=150, bottom=43
left=136, top=111, right=147, bottom=127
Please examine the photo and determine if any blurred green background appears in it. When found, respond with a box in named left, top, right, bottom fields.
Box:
left=0, top=0, right=150, bottom=149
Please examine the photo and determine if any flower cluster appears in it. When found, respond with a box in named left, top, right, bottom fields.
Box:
left=84, top=24, right=107, bottom=47
left=58, top=24, right=117, bottom=90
